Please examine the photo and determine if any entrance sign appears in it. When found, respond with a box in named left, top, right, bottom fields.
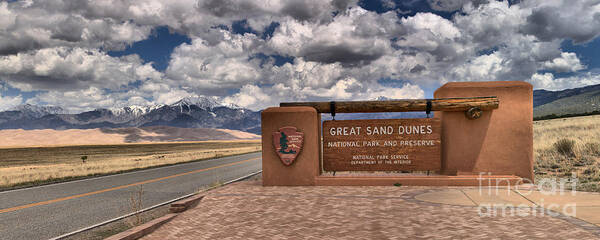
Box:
left=263, top=82, right=531, bottom=186
left=323, top=118, right=441, bottom=171
left=273, top=126, right=304, bottom=166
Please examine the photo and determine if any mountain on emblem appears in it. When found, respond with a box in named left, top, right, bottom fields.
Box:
left=272, top=126, right=304, bottom=166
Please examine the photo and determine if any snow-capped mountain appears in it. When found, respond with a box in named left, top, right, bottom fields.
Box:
left=170, top=96, right=242, bottom=111
left=171, top=96, right=221, bottom=109
left=10, top=104, right=66, bottom=118
left=109, top=105, right=164, bottom=118
left=110, top=106, right=152, bottom=116
left=0, top=98, right=261, bottom=134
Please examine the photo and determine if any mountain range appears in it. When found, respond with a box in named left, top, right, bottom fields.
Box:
left=0, top=83, right=598, bottom=133
left=0, top=96, right=261, bottom=134
left=533, top=83, right=600, bottom=118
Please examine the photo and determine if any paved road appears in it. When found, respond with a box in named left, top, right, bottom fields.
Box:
left=0, top=152, right=262, bottom=240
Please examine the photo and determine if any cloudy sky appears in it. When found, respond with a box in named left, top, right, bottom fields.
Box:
left=0, top=0, right=599, bottom=112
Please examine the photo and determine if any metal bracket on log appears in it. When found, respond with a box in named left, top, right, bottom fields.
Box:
left=465, top=107, right=483, bottom=120
left=280, top=96, right=498, bottom=120
left=426, top=99, right=432, bottom=118
left=330, top=101, right=336, bottom=120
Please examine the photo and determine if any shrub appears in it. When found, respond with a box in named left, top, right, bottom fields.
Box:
left=577, top=182, right=600, bottom=192
left=574, top=156, right=595, bottom=167
left=583, top=166, right=597, bottom=175
left=554, top=139, right=576, bottom=157
left=584, top=142, right=600, bottom=156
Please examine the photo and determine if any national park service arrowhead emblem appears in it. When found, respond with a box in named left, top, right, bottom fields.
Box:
left=272, top=126, right=304, bottom=166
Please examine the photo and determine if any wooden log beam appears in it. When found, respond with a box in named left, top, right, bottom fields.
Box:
left=280, top=96, right=499, bottom=113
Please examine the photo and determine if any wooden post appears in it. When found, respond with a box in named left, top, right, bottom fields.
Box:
left=280, top=96, right=499, bottom=113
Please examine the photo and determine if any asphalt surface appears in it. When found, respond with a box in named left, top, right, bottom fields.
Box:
left=0, top=152, right=262, bottom=240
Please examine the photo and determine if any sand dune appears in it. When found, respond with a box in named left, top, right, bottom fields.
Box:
left=217, top=129, right=261, bottom=139
left=0, top=126, right=260, bottom=148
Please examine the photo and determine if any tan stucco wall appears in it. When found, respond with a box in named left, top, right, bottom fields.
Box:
left=434, top=81, right=534, bottom=181
left=261, top=107, right=320, bottom=186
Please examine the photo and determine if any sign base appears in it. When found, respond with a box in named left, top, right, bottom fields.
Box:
left=314, top=175, right=523, bottom=186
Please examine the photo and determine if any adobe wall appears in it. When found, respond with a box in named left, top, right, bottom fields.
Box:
left=434, top=81, right=534, bottom=181
left=261, top=81, right=533, bottom=186
left=261, top=107, right=321, bottom=186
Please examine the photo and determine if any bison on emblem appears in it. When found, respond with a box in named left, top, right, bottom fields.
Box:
left=272, top=126, right=304, bottom=166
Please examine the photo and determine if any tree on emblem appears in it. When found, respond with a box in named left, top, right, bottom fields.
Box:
left=279, top=132, right=296, bottom=154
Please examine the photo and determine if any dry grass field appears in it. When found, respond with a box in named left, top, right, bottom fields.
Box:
left=534, top=115, right=600, bottom=192
left=0, top=141, right=260, bottom=189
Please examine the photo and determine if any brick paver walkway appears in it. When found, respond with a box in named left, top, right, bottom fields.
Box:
left=143, top=180, right=600, bottom=239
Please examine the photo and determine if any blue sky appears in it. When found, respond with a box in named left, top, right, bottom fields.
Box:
left=0, top=0, right=599, bottom=112
left=107, top=27, right=191, bottom=72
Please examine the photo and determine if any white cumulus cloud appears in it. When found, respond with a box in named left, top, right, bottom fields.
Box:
left=0, top=93, right=22, bottom=111
left=1, top=0, right=600, bottom=112
left=0, top=47, right=162, bottom=91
